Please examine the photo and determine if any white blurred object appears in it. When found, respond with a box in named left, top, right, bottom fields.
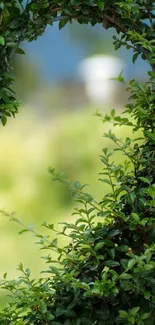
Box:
left=78, top=55, right=124, bottom=106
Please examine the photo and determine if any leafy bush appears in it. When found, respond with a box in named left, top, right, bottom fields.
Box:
left=0, top=0, right=155, bottom=324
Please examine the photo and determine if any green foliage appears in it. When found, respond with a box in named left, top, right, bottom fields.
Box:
left=0, top=0, right=155, bottom=123
left=1, top=96, right=155, bottom=324
left=0, top=0, right=155, bottom=324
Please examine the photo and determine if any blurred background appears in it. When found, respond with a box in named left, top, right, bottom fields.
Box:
left=0, top=21, right=149, bottom=305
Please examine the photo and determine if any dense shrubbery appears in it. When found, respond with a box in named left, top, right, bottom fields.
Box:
left=0, top=0, right=155, bottom=324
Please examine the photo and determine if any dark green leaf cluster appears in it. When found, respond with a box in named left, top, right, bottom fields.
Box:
left=0, top=0, right=155, bottom=123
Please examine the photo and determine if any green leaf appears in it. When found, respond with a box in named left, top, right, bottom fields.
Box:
left=0, top=35, right=5, bottom=46
left=132, top=52, right=139, bottom=64
left=147, top=184, right=155, bottom=199
left=128, top=316, right=135, bottom=324
left=128, top=259, right=136, bottom=268
left=100, top=211, right=111, bottom=217
left=146, top=277, right=155, bottom=286
left=1, top=115, right=7, bottom=126
left=119, top=310, right=128, bottom=318
left=9, top=20, right=21, bottom=29
left=94, top=241, right=105, bottom=250
left=25, top=268, right=30, bottom=277
left=144, top=130, right=155, bottom=141
left=15, top=48, right=25, bottom=55
left=109, top=229, right=121, bottom=237
left=119, top=273, right=132, bottom=280
left=40, top=2, right=49, bottom=8
left=148, top=70, right=155, bottom=79
left=3, top=273, right=7, bottom=279
left=129, top=307, right=140, bottom=316
left=70, top=0, right=82, bottom=4
left=47, top=313, right=55, bottom=321
left=49, top=266, right=59, bottom=275
left=74, top=181, right=82, bottom=189
left=103, top=239, right=114, bottom=247
left=118, top=245, right=129, bottom=252
left=100, top=156, right=109, bottom=165
left=128, top=192, right=136, bottom=204
left=80, top=318, right=93, bottom=325
left=131, top=213, right=140, bottom=222
left=138, top=177, right=150, bottom=184
left=141, top=313, right=150, bottom=320
left=59, top=19, right=69, bottom=30
left=107, top=248, right=115, bottom=259
left=104, top=260, right=120, bottom=267
left=144, top=291, right=151, bottom=299
left=97, top=1, right=104, bottom=10
left=6, top=42, right=17, bottom=47
left=31, top=3, right=38, bottom=9
left=99, top=178, right=112, bottom=186
left=110, top=70, right=125, bottom=83
left=63, top=309, right=77, bottom=317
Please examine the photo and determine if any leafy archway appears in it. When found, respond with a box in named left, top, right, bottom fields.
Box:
left=0, top=0, right=154, bottom=124
left=0, top=1, right=155, bottom=324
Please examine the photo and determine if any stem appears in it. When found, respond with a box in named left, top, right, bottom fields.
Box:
left=84, top=203, right=92, bottom=228
left=0, top=210, right=52, bottom=248
left=107, top=166, right=117, bottom=202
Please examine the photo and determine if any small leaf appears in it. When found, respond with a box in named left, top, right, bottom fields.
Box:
left=49, top=266, right=59, bottom=275
left=120, top=273, right=132, bottom=280
left=31, top=3, right=38, bottom=9
left=15, top=48, right=25, bottom=55
left=110, top=109, right=115, bottom=117
left=94, top=241, right=105, bottom=250
left=74, top=181, right=81, bottom=189
left=141, top=313, right=150, bottom=320
left=107, top=248, right=115, bottom=259
left=25, top=268, right=30, bottom=277
left=109, top=229, right=121, bottom=237
left=18, top=228, right=29, bottom=235
left=3, top=273, right=7, bottom=279
left=1, top=115, right=7, bottom=126
left=104, top=260, right=120, bottom=267
left=100, top=156, right=109, bottom=165
left=138, top=177, right=150, bottom=185
left=130, top=307, right=140, bottom=316
left=119, top=310, right=128, bottom=318
left=99, top=178, right=112, bottom=186
left=144, top=291, right=151, bottom=299
left=128, top=259, right=136, bottom=268
left=100, top=211, right=111, bottom=217
left=97, top=0, right=104, bottom=10
left=132, top=53, right=139, bottom=64
left=0, top=35, right=5, bottom=46
left=59, top=19, right=69, bottom=30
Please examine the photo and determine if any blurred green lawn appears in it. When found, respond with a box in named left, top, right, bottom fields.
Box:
left=0, top=105, right=136, bottom=306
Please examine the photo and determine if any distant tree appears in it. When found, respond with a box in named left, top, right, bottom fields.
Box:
left=14, top=55, right=41, bottom=101
left=68, top=21, right=115, bottom=56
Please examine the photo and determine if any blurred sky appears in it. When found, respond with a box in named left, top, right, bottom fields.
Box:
left=24, top=22, right=149, bottom=84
